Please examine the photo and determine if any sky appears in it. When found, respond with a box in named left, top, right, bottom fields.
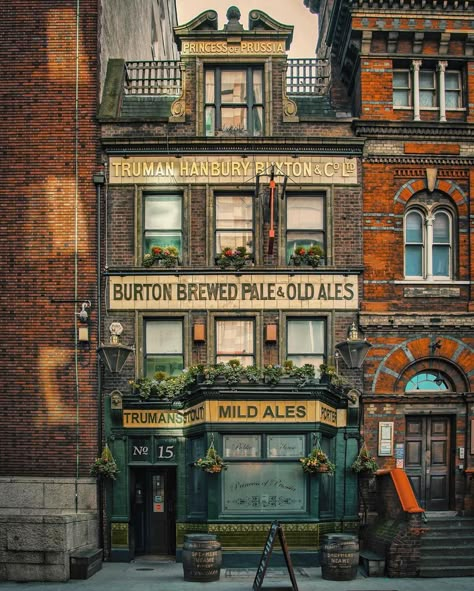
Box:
left=176, top=0, right=319, bottom=58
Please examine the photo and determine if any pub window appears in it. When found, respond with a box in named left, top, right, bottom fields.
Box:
left=286, top=194, right=325, bottom=263
left=287, top=318, right=325, bottom=369
left=215, top=194, right=254, bottom=255
left=143, top=194, right=182, bottom=257
left=216, top=318, right=254, bottom=366
left=205, top=66, right=264, bottom=136
left=144, top=319, right=184, bottom=377
left=404, top=207, right=453, bottom=280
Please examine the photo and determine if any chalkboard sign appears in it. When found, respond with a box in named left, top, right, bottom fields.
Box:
left=253, top=521, right=298, bottom=591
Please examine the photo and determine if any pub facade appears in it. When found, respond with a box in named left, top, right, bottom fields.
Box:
left=99, top=7, right=366, bottom=564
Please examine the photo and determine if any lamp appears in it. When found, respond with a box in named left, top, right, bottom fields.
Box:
left=335, top=323, right=371, bottom=369
left=97, top=322, right=134, bottom=374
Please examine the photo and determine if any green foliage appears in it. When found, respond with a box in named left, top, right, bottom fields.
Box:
left=351, top=445, right=379, bottom=474
left=290, top=244, right=324, bottom=267
left=194, top=445, right=227, bottom=474
left=216, top=246, right=251, bottom=270
left=90, top=444, right=119, bottom=480
left=143, top=245, right=179, bottom=268
left=130, top=360, right=317, bottom=400
left=299, top=447, right=336, bottom=475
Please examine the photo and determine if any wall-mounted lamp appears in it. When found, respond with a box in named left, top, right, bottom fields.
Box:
left=77, top=301, right=91, bottom=342
left=335, top=323, right=371, bottom=369
left=265, top=324, right=277, bottom=343
left=97, top=322, right=134, bottom=374
left=193, top=324, right=206, bottom=343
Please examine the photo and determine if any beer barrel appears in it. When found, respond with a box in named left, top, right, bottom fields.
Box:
left=321, top=533, right=359, bottom=581
left=182, top=534, right=222, bottom=582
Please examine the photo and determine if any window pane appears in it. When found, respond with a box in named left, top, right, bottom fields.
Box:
left=252, top=106, right=263, bottom=136
left=406, top=212, right=423, bottom=242
left=145, top=195, right=182, bottom=230
left=433, top=245, right=449, bottom=276
left=393, top=71, right=409, bottom=87
left=287, top=196, right=323, bottom=230
left=221, top=71, right=246, bottom=103
left=420, top=71, right=435, bottom=107
left=253, top=70, right=263, bottom=103
left=216, top=231, right=253, bottom=252
left=145, top=355, right=183, bottom=377
left=405, top=245, right=423, bottom=276
left=146, top=320, right=182, bottom=353
left=446, top=92, right=460, bottom=109
left=405, top=372, right=449, bottom=391
left=288, top=320, right=324, bottom=354
left=144, top=232, right=182, bottom=254
left=205, top=70, right=215, bottom=102
left=445, top=72, right=459, bottom=90
left=217, top=320, right=253, bottom=355
left=286, top=232, right=324, bottom=262
left=221, top=107, right=247, bottom=131
left=205, top=106, right=215, bottom=136
left=394, top=89, right=410, bottom=107
left=216, top=196, right=252, bottom=228
left=433, top=212, right=450, bottom=243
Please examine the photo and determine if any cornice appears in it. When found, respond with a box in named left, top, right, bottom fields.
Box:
left=364, top=155, right=474, bottom=165
left=354, top=121, right=474, bottom=140
left=101, top=137, right=365, bottom=157
left=348, top=0, right=473, bottom=10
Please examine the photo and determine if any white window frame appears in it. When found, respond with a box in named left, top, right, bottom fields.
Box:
left=404, top=207, right=453, bottom=281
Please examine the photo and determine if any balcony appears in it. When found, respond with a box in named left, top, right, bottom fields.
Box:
left=124, top=59, right=331, bottom=97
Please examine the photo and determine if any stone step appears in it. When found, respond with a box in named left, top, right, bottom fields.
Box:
left=420, top=555, right=474, bottom=568
left=419, top=565, right=474, bottom=578
left=420, top=543, right=474, bottom=556
left=421, top=532, right=474, bottom=544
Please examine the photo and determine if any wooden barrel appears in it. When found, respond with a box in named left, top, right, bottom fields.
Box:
left=182, top=534, right=222, bottom=582
left=321, top=533, right=359, bottom=581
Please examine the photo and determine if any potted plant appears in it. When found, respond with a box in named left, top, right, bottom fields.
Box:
left=90, top=444, right=119, bottom=480
left=143, top=245, right=179, bottom=268
left=290, top=244, right=324, bottom=267
left=299, top=446, right=336, bottom=474
left=194, top=444, right=227, bottom=474
left=351, top=445, right=379, bottom=475
left=216, top=246, right=251, bottom=270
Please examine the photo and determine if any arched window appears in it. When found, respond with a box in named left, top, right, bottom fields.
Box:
left=404, top=207, right=453, bottom=280
left=405, top=371, right=450, bottom=392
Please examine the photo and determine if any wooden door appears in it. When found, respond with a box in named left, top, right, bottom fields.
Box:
left=146, top=468, right=176, bottom=555
left=405, top=416, right=452, bottom=511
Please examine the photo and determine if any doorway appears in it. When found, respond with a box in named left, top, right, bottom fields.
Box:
left=131, top=467, right=176, bottom=556
left=405, top=415, right=453, bottom=510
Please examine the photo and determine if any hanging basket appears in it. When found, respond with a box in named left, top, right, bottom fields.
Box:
left=299, top=446, right=336, bottom=475
left=351, top=443, right=379, bottom=475
left=194, top=443, right=227, bottom=474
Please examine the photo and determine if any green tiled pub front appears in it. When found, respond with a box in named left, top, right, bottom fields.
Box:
left=106, top=384, right=360, bottom=566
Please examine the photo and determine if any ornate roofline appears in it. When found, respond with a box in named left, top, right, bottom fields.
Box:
left=354, top=121, right=474, bottom=139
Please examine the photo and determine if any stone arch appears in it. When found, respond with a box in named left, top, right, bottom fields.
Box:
left=394, top=178, right=467, bottom=207
left=371, top=335, right=472, bottom=393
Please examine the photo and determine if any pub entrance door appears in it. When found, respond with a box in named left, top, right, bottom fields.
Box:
left=405, top=415, right=453, bottom=511
left=131, top=467, right=176, bottom=556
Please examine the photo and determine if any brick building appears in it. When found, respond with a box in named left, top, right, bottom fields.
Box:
left=0, top=0, right=177, bottom=582
left=311, top=0, right=474, bottom=576
left=98, top=6, right=365, bottom=567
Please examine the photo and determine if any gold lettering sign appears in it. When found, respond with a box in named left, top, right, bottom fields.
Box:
left=180, top=40, right=286, bottom=56
left=122, top=401, right=346, bottom=428
left=109, top=156, right=357, bottom=185
left=109, top=274, right=358, bottom=311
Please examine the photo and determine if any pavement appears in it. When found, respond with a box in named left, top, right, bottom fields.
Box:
left=1, top=558, right=474, bottom=591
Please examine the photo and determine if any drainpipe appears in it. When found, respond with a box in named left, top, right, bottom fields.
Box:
left=94, top=171, right=105, bottom=548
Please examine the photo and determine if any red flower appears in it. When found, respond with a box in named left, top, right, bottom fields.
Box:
left=152, top=246, right=162, bottom=255
left=224, top=248, right=233, bottom=257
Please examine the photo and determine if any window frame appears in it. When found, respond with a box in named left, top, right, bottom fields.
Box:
left=286, top=317, right=327, bottom=372
left=204, top=65, right=265, bottom=137
left=214, top=192, right=255, bottom=259
left=404, top=205, right=454, bottom=281
left=215, top=317, right=256, bottom=366
left=143, top=317, right=185, bottom=378
left=142, top=192, right=184, bottom=262
left=285, top=192, right=326, bottom=265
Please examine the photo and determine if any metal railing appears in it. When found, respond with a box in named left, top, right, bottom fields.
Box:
left=124, top=60, right=182, bottom=95
left=286, top=58, right=330, bottom=95
left=123, top=58, right=330, bottom=96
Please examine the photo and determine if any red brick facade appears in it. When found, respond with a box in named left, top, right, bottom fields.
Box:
left=0, top=0, right=100, bottom=477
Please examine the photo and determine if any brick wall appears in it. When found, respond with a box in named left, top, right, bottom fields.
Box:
left=0, top=1, right=100, bottom=477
